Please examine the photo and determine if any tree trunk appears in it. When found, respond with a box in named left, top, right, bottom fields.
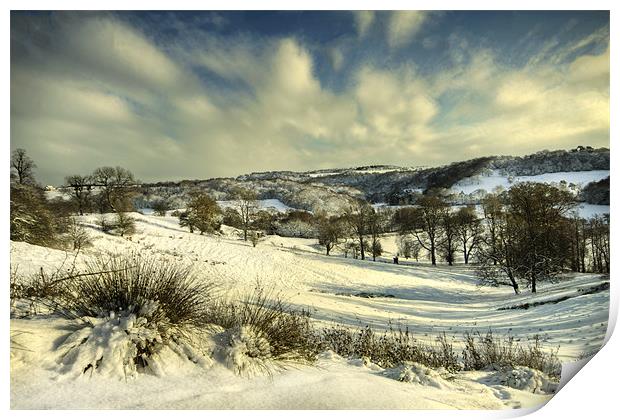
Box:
left=359, top=236, right=365, bottom=260
left=463, top=240, right=468, bottom=264
left=508, top=270, right=519, bottom=295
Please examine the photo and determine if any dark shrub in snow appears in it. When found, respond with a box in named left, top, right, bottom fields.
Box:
left=10, top=184, right=61, bottom=247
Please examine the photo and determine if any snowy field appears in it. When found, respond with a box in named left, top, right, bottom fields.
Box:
left=10, top=213, right=610, bottom=409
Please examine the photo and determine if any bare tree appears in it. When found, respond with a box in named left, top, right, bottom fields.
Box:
left=481, top=194, right=503, bottom=266
left=367, top=208, right=386, bottom=261
left=477, top=184, right=576, bottom=294
left=232, top=187, right=257, bottom=241
left=507, top=182, right=575, bottom=293
left=11, top=148, right=37, bottom=185
left=567, top=212, right=587, bottom=273
left=454, top=206, right=482, bottom=264
left=65, top=175, right=93, bottom=215
left=66, top=217, right=92, bottom=251
left=440, top=209, right=458, bottom=266
left=410, top=196, right=448, bottom=266
left=344, top=200, right=373, bottom=260
left=114, top=211, right=136, bottom=237
left=475, top=205, right=521, bottom=295
left=585, top=214, right=610, bottom=274
left=92, top=166, right=135, bottom=212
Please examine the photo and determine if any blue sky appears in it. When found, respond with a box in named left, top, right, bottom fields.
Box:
left=11, top=11, right=610, bottom=184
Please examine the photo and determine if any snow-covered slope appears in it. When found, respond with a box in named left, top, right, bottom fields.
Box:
left=453, top=170, right=610, bottom=195
left=216, top=199, right=298, bottom=213
left=10, top=213, right=610, bottom=409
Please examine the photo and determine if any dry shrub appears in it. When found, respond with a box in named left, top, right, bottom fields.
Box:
left=209, top=288, right=319, bottom=374
left=319, top=325, right=461, bottom=372
left=462, top=331, right=561, bottom=379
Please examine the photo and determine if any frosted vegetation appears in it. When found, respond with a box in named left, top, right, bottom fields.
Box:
left=9, top=147, right=610, bottom=409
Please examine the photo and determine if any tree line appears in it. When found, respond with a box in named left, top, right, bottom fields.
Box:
left=10, top=149, right=139, bottom=248
left=10, top=148, right=609, bottom=296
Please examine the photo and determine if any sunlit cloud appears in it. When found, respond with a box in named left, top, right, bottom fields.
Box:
left=10, top=11, right=609, bottom=184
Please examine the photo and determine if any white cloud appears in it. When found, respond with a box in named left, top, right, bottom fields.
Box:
left=10, top=14, right=610, bottom=184
left=427, top=43, right=609, bottom=158
left=355, top=66, right=437, bottom=148
left=387, top=11, right=430, bottom=48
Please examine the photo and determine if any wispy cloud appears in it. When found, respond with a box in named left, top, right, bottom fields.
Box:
left=353, top=11, right=375, bottom=38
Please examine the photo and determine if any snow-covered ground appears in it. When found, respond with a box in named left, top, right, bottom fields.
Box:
left=216, top=199, right=298, bottom=213
left=10, top=213, right=610, bottom=409
left=453, top=170, right=609, bottom=195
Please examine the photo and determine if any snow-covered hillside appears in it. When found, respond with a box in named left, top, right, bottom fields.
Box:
left=216, top=199, right=298, bottom=213
left=46, top=148, right=610, bottom=215
left=453, top=170, right=610, bottom=195
left=10, top=212, right=610, bottom=409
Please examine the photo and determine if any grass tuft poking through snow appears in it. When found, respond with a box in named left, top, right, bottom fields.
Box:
left=319, top=325, right=461, bottom=372
left=49, top=253, right=217, bottom=379
left=209, top=289, right=320, bottom=375
left=317, top=325, right=561, bottom=381
left=462, top=331, right=561, bottom=379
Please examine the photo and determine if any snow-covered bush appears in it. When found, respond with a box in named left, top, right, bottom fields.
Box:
left=221, top=325, right=274, bottom=376
left=387, top=362, right=449, bottom=389
left=56, top=305, right=213, bottom=379
left=485, top=366, right=558, bottom=394
left=209, top=289, right=319, bottom=375
left=51, top=253, right=216, bottom=379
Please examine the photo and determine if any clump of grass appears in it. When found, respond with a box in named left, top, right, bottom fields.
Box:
left=319, top=324, right=461, bottom=372
left=462, top=331, right=561, bottom=379
left=56, top=252, right=214, bottom=326
left=209, top=288, right=319, bottom=374
left=50, top=253, right=217, bottom=378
